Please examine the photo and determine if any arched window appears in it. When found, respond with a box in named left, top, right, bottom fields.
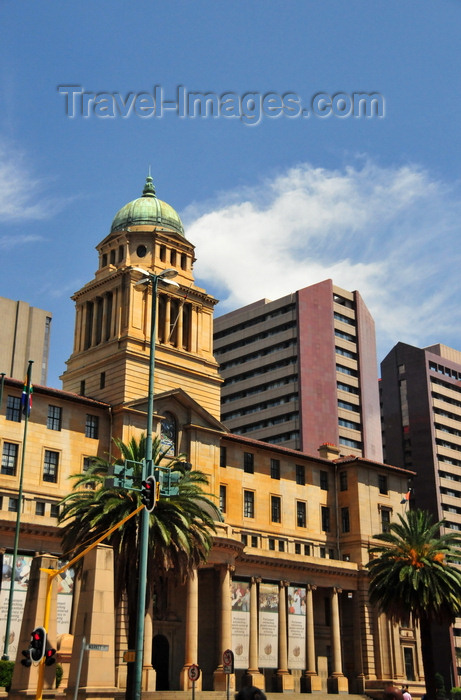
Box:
left=160, top=412, right=177, bottom=455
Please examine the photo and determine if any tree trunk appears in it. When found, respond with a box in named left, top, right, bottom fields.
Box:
left=419, top=615, right=437, bottom=700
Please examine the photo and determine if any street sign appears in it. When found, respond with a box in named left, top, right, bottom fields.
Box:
left=123, top=650, right=136, bottom=662
left=188, top=663, right=201, bottom=681
left=223, top=649, right=234, bottom=673
left=86, top=643, right=109, bottom=652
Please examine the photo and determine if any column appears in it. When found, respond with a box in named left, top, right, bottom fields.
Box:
left=164, top=297, right=171, bottom=345
left=213, top=565, right=235, bottom=691
left=276, top=580, right=294, bottom=692
left=302, top=584, right=322, bottom=692
left=101, top=294, right=108, bottom=343
left=180, top=571, right=202, bottom=690
left=328, top=587, right=348, bottom=693
left=142, top=602, right=156, bottom=691
left=91, top=296, right=99, bottom=346
left=176, top=304, right=183, bottom=349
left=244, top=577, right=265, bottom=689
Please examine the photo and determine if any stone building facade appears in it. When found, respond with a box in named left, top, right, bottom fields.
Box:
left=1, top=176, right=423, bottom=696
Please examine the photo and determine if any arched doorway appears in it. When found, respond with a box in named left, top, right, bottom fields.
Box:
left=152, top=634, right=170, bottom=690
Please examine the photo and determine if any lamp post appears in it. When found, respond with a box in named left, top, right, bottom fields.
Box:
left=130, top=267, right=179, bottom=700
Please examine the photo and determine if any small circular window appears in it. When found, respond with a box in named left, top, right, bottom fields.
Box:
left=136, top=245, right=147, bottom=258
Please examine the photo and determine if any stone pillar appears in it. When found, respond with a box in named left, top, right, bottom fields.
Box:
left=142, top=600, right=156, bottom=691
left=164, top=297, right=171, bottom=345
left=276, top=580, right=294, bottom=692
left=302, top=584, right=322, bottom=692
left=180, top=571, right=202, bottom=690
left=244, top=577, right=265, bottom=689
left=91, top=297, right=99, bottom=347
left=213, top=565, right=235, bottom=691
left=10, top=554, right=59, bottom=697
left=176, top=305, right=183, bottom=349
left=327, top=587, right=348, bottom=694
left=65, top=544, right=117, bottom=700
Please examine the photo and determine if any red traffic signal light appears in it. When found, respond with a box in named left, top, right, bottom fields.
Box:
left=141, top=475, right=156, bottom=512
left=30, top=627, right=46, bottom=662
left=45, top=648, right=56, bottom=666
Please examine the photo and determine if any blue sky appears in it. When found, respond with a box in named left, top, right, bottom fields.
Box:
left=1, top=1, right=461, bottom=387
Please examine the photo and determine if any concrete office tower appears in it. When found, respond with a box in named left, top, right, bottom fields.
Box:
left=381, top=341, right=461, bottom=686
left=0, top=297, right=52, bottom=384
left=214, top=279, right=382, bottom=461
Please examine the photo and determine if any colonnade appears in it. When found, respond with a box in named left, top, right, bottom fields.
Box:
left=177, top=566, right=349, bottom=693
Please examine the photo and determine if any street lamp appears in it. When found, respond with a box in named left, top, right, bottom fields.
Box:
left=131, top=267, right=179, bottom=700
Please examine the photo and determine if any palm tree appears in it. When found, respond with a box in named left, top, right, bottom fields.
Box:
left=367, top=509, right=461, bottom=700
left=58, top=435, right=220, bottom=682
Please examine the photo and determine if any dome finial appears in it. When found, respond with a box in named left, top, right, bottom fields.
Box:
left=142, top=169, right=156, bottom=198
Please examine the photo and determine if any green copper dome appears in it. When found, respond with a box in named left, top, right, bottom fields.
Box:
left=110, top=175, right=184, bottom=236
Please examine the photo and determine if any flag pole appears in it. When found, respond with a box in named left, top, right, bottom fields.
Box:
left=2, top=360, right=33, bottom=660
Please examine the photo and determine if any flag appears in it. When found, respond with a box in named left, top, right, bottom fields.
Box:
left=21, top=363, right=33, bottom=417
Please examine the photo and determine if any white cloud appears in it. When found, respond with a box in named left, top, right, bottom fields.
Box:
left=183, top=160, right=461, bottom=362
left=0, top=140, right=64, bottom=222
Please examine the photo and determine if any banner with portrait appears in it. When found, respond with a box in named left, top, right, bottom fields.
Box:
left=258, top=582, right=278, bottom=668
left=287, top=586, right=306, bottom=669
left=0, top=554, right=74, bottom=661
left=231, top=580, right=250, bottom=668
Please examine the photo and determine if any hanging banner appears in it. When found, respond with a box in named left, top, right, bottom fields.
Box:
left=258, top=582, right=278, bottom=668
left=231, top=580, right=250, bottom=669
left=287, top=586, right=306, bottom=669
left=0, top=554, right=74, bottom=661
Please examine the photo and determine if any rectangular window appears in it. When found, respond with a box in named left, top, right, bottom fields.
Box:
left=268, top=538, right=275, bottom=550
left=35, top=501, right=45, bottom=516
left=6, top=396, right=21, bottom=422
left=50, top=503, right=60, bottom=518
left=297, top=501, right=307, bottom=527
left=381, top=507, right=391, bottom=533
left=241, top=533, right=248, bottom=546
left=83, top=456, right=93, bottom=471
left=100, top=372, right=106, bottom=389
left=296, top=464, right=305, bottom=485
left=295, top=543, right=301, bottom=554
left=321, top=506, right=330, bottom=532
left=251, top=535, right=258, bottom=548
left=220, top=446, right=227, bottom=468
left=271, top=495, right=281, bottom=523
left=47, top=405, right=62, bottom=431
left=378, top=474, right=388, bottom=495
left=341, top=507, right=350, bottom=533
left=244, top=490, right=254, bottom=518
left=320, top=470, right=329, bottom=491
left=2, top=442, right=18, bottom=476
left=8, top=498, right=18, bottom=512
left=329, top=548, right=335, bottom=559
left=320, top=546, right=326, bottom=558
left=85, top=414, right=99, bottom=439
left=219, top=485, right=227, bottom=513
left=243, top=452, right=254, bottom=474
left=270, top=458, right=280, bottom=479
left=304, top=543, right=311, bottom=556
left=339, top=471, right=348, bottom=491
left=43, top=450, right=59, bottom=483
left=278, top=540, right=285, bottom=552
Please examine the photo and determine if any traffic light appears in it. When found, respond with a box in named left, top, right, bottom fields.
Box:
left=141, top=475, right=156, bottom=512
left=30, top=627, right=46, bottom=663
left=44, top=647, right=56, bottom=666
left=20, top=649, right=32, bottom=667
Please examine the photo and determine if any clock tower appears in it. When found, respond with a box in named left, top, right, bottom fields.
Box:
left=61, top=175, right=222, bottom=421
